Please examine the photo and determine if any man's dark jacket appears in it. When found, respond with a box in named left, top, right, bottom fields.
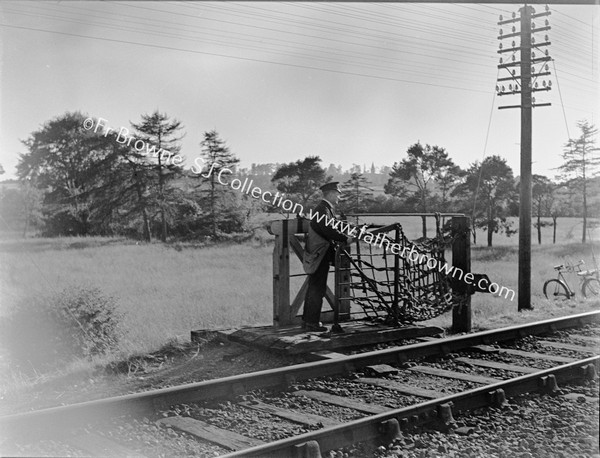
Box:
left=303, top=200, right=347, bottom=274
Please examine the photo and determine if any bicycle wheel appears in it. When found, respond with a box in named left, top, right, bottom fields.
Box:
left=582, top=278, right=600, bottom=298
left=543, top=279, right=572, bottom=300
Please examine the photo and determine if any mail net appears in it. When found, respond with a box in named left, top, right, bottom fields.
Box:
left=338, top=218, right=459, bottom=324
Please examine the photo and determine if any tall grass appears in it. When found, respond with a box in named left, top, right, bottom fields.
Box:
left=424, top=242, right=600, bottom=331
left=0, top=238, right=273, bottom=359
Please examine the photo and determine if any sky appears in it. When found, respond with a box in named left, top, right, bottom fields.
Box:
left=0, top=1, right=598, bottom=181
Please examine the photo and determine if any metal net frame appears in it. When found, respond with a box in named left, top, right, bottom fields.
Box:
left=335, top=215, right=457, bottom=324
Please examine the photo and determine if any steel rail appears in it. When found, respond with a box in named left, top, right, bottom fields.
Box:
left=222, top=355, right=600, bottom=458
left=1, top=311, right=598, bottom=438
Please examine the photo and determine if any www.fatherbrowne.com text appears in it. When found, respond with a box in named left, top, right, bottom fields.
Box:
left=194, top=158, right=516, bottom=302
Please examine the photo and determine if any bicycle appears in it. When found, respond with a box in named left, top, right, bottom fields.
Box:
left=543, top=260, right=600, bottom=300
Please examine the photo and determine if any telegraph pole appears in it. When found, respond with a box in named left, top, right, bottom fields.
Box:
left=519, top=4, right=533, bottom=311
left=497, top=4, right=552, bottom=311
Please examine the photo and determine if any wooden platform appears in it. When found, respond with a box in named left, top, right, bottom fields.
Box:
left=192, top=320, right=444, bottom=355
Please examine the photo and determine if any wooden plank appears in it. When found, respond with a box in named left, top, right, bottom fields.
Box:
left=282, top=325, right=445, bottom=355
left=409, top=365, right=501, bottom=384
left=467, top=345, right=500, bottom=354
left=238, top=400, right=340, bottom=427
left=289, top=277, right=309, bottom=318
left=454, top=357, right=539, bottom=374
left=289, top=234, right=306, bottom=262
left=499, top=348, right=576, bottom=363
left=67, top=432, right=145, bottom=457
left=292, top=390, right=390, bottom=415
left=538, top=340, right=597, bottom=354
left=157, top=416, right=264, bottom=451
left=568, top=334, right=600, bottom=345
left=561, top=393, right=600, bottom=403
left=365, top=364, right=399, bottom=376
left=416, top=336, right=440, bottom=342
left=306, top=351, right=347, bottom=361
left=357, top=377, right=443, bottom=399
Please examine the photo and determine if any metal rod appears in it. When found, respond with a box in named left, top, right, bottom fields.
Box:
left=347, top=212, right=465, bottom=217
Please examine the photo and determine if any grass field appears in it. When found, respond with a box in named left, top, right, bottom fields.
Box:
left=0, top=216, right=599, bottom=388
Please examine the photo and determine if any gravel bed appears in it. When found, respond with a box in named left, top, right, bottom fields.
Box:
left=261, top=391, right=364, bottom=422
left=183, top=402, right=315, bottom=442
left=345, top=339, right=426, bottom=355
left=8, top=439, right=83, bottom=457
left=513, top=336, right=598, bottom=359
left=458, top=350, right=559, bottom=370
left=105, top=417, right=227, bottom=457
left=359, top=382, right=600, bottom=458
left=557, top=325, right=600, bottom=341
left=420, top=358, right=524, bottom=380
left=6, top=416, right=228, bottom=458
left=291, top=376, right=427, bottom=409
left=382, top=371, right=480, bottom=393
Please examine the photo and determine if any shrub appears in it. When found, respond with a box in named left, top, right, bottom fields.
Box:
left=53, top=286, right=121, bottom=357
left=0, top=286, right=122, bottom=374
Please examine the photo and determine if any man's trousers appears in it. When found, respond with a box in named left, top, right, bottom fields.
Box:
left=302, top=256, right=331, bottom=324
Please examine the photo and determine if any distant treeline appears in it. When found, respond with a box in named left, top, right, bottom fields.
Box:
left=0, top=112, right=598, bottom=246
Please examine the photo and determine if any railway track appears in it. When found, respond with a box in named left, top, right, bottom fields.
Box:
left=2, top=311, right=599, bottom=457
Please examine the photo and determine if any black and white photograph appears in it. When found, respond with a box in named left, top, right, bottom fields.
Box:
left=0, top=0, right=599, bottom=456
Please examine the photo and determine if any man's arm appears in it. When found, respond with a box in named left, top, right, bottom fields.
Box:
left=310, top=202, right=348, bottom=243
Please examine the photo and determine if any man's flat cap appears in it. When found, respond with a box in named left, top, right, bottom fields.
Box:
left=320, top=182, right=341, bottom=193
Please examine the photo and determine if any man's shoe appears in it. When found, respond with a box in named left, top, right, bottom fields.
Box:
left=303, top=321, right=328, bottom=332
left=331, top=323, right=345, bottom=334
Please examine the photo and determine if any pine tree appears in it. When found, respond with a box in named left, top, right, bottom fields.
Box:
left=131, top=111, right=184, bottom=242
left=557, top=121, right=599, bottom=243
left=340, top=173, right=374, bottom=219
left=196, top=130, right=240, bottom=238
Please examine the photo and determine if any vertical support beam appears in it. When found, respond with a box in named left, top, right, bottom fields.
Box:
left=519, top=4, right=534, bottom=311
left=273, top=219, right=290, bottom=327
left=334, top=245, right=342, bottom=326
left=334, top=239, right=351, bottom=323
left=451, top=216, right=472, bottom=333
left=393, top=227, right=401, bottom=324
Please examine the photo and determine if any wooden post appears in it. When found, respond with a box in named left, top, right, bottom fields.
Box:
left=272, top=219, right=290, bottom=327
left=518, top=4, right=534, bottom=311
left=393, top=226, right=400, bottom=324
left=334, top=243, right=351, bottom=322
left=451, top=216, right=472, bottom=333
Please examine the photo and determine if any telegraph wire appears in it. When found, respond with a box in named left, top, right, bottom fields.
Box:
left=6, top=1, right=501, bottom=79
left=119, top=2, right=495, bottom=69
left=0, top=22, right=492, bottom=95
left=181, top=2, right=497, bottom=63
left=471, top=69, right=500, bottom=227
left=289, top=2, right=495, bottom=45
left=554, top=9, right=596, bottom=28
left=1, top=6, right=495, bottom=87
left=553, top=58, right=574, bottom=141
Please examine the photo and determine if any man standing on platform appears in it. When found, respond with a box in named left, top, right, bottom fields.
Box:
left=302, top=182, right=353, bottom=332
